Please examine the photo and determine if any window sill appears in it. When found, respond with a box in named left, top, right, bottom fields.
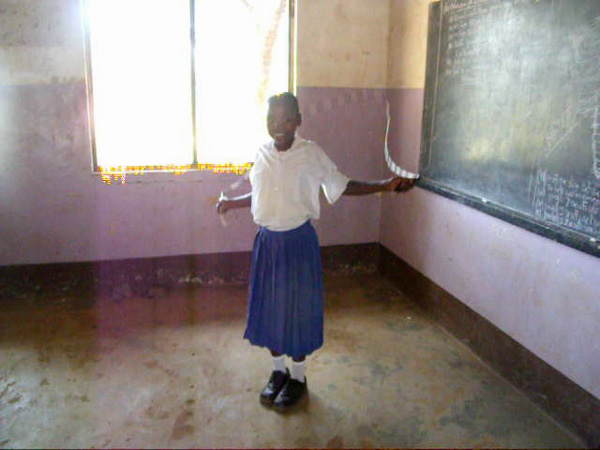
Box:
left=93, top=165, right=252, bottom=185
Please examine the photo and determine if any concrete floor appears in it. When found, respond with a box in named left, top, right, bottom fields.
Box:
left=0, top=274, right=585, bottom=449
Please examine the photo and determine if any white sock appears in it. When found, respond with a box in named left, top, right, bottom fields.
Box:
left=272, top=355, right=286, bottom=374
left=290, top=360, right=306, bottom=382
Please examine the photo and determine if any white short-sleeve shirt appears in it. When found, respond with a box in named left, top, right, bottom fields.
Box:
left=249, top=136, right=350, bottom=231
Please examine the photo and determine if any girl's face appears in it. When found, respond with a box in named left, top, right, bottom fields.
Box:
left=267, top=103, right=301, bottom=151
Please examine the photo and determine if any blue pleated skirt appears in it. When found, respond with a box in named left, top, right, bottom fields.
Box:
left=243, top=221, right=324, bottom=359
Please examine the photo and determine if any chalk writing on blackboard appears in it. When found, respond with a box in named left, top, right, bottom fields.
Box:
left=586, top=17, right=600, bottom=180
left=533, top=169, right=599, bottom=236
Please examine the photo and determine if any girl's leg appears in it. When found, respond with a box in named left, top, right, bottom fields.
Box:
left=290, top=356, right=306, bottom=382
left=270, top=350, right=286, bottom=374
left=271, top=351, right=305, bottom=379
left=260, top=349, right=289, bottom=406
left=274, top=354, right=308, bottom=410
left=262, top=349, right=308, bottom=410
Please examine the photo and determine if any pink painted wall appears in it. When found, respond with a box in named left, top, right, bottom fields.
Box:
left=298, top=87, right=386, bottom=246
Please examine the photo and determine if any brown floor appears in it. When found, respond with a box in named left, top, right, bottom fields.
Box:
left=0, top=274, right=585, bottom=448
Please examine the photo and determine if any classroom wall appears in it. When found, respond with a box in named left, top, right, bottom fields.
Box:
left=0, top=0, right=387, bottom=266
left=381, top=0, right=600, bottom=400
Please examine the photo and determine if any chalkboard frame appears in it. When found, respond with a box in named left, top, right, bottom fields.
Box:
left=418, top=0, right=600, bottom=258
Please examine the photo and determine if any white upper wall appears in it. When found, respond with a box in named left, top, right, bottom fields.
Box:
left=387, top=0, right=431, bottom=89
left=297, top=0, right=391, bottom=88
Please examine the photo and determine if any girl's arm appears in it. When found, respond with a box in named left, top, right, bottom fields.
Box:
left=216, top=192, right=251, bottom=214
left=343, top=177, right=416, bottom=196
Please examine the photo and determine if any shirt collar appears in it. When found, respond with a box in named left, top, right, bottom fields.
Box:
left=268, top=133, right=303, bottom=154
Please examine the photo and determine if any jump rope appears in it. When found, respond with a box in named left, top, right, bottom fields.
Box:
left=217, top=100, right=420, bottom=227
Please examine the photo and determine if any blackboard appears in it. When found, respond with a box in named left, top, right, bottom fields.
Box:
left=419, top=0, right=600, bottom=257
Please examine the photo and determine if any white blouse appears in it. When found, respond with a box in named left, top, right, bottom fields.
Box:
left=249, top=136, right=350, bottom=231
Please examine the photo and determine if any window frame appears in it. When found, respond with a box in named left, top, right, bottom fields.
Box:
left=81, top=0, right=297, bottom=175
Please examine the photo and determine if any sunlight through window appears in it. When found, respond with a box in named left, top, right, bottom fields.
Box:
left=86, top=0, right=291, bottom=170
left=195, top=0, right=289, bottom=164
left=88, top=0, right=193, bottom=167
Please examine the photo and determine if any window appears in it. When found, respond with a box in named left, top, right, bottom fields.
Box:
left=83, top=0, right=295, bottom=174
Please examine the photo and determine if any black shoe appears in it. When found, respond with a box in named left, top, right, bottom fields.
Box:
left=260, top=369, right=290, bottom=406
left=273, top=377, right=307, bottom=411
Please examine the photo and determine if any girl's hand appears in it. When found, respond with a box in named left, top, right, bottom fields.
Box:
left=215, top=191, right=252, bottom=215
left=216, top=194, right=230, bottom=215
left=387, top=177, right=416, bottom=192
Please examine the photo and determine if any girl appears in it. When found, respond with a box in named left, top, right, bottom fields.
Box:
left=216, top=92, right=414, bottom=411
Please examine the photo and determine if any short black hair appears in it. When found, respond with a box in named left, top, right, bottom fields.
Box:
left=267, top=92, right=300, bottom=115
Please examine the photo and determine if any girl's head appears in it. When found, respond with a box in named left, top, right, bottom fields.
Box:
left=267, top=92, right=302, bottom=151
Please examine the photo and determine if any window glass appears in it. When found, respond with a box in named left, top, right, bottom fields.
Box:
left=89, top=0, right=194, bottom=167
left=87, top=0, right=291, bottom=170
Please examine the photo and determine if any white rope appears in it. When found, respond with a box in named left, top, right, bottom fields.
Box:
left=384, top=101, right=420, bottom=179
